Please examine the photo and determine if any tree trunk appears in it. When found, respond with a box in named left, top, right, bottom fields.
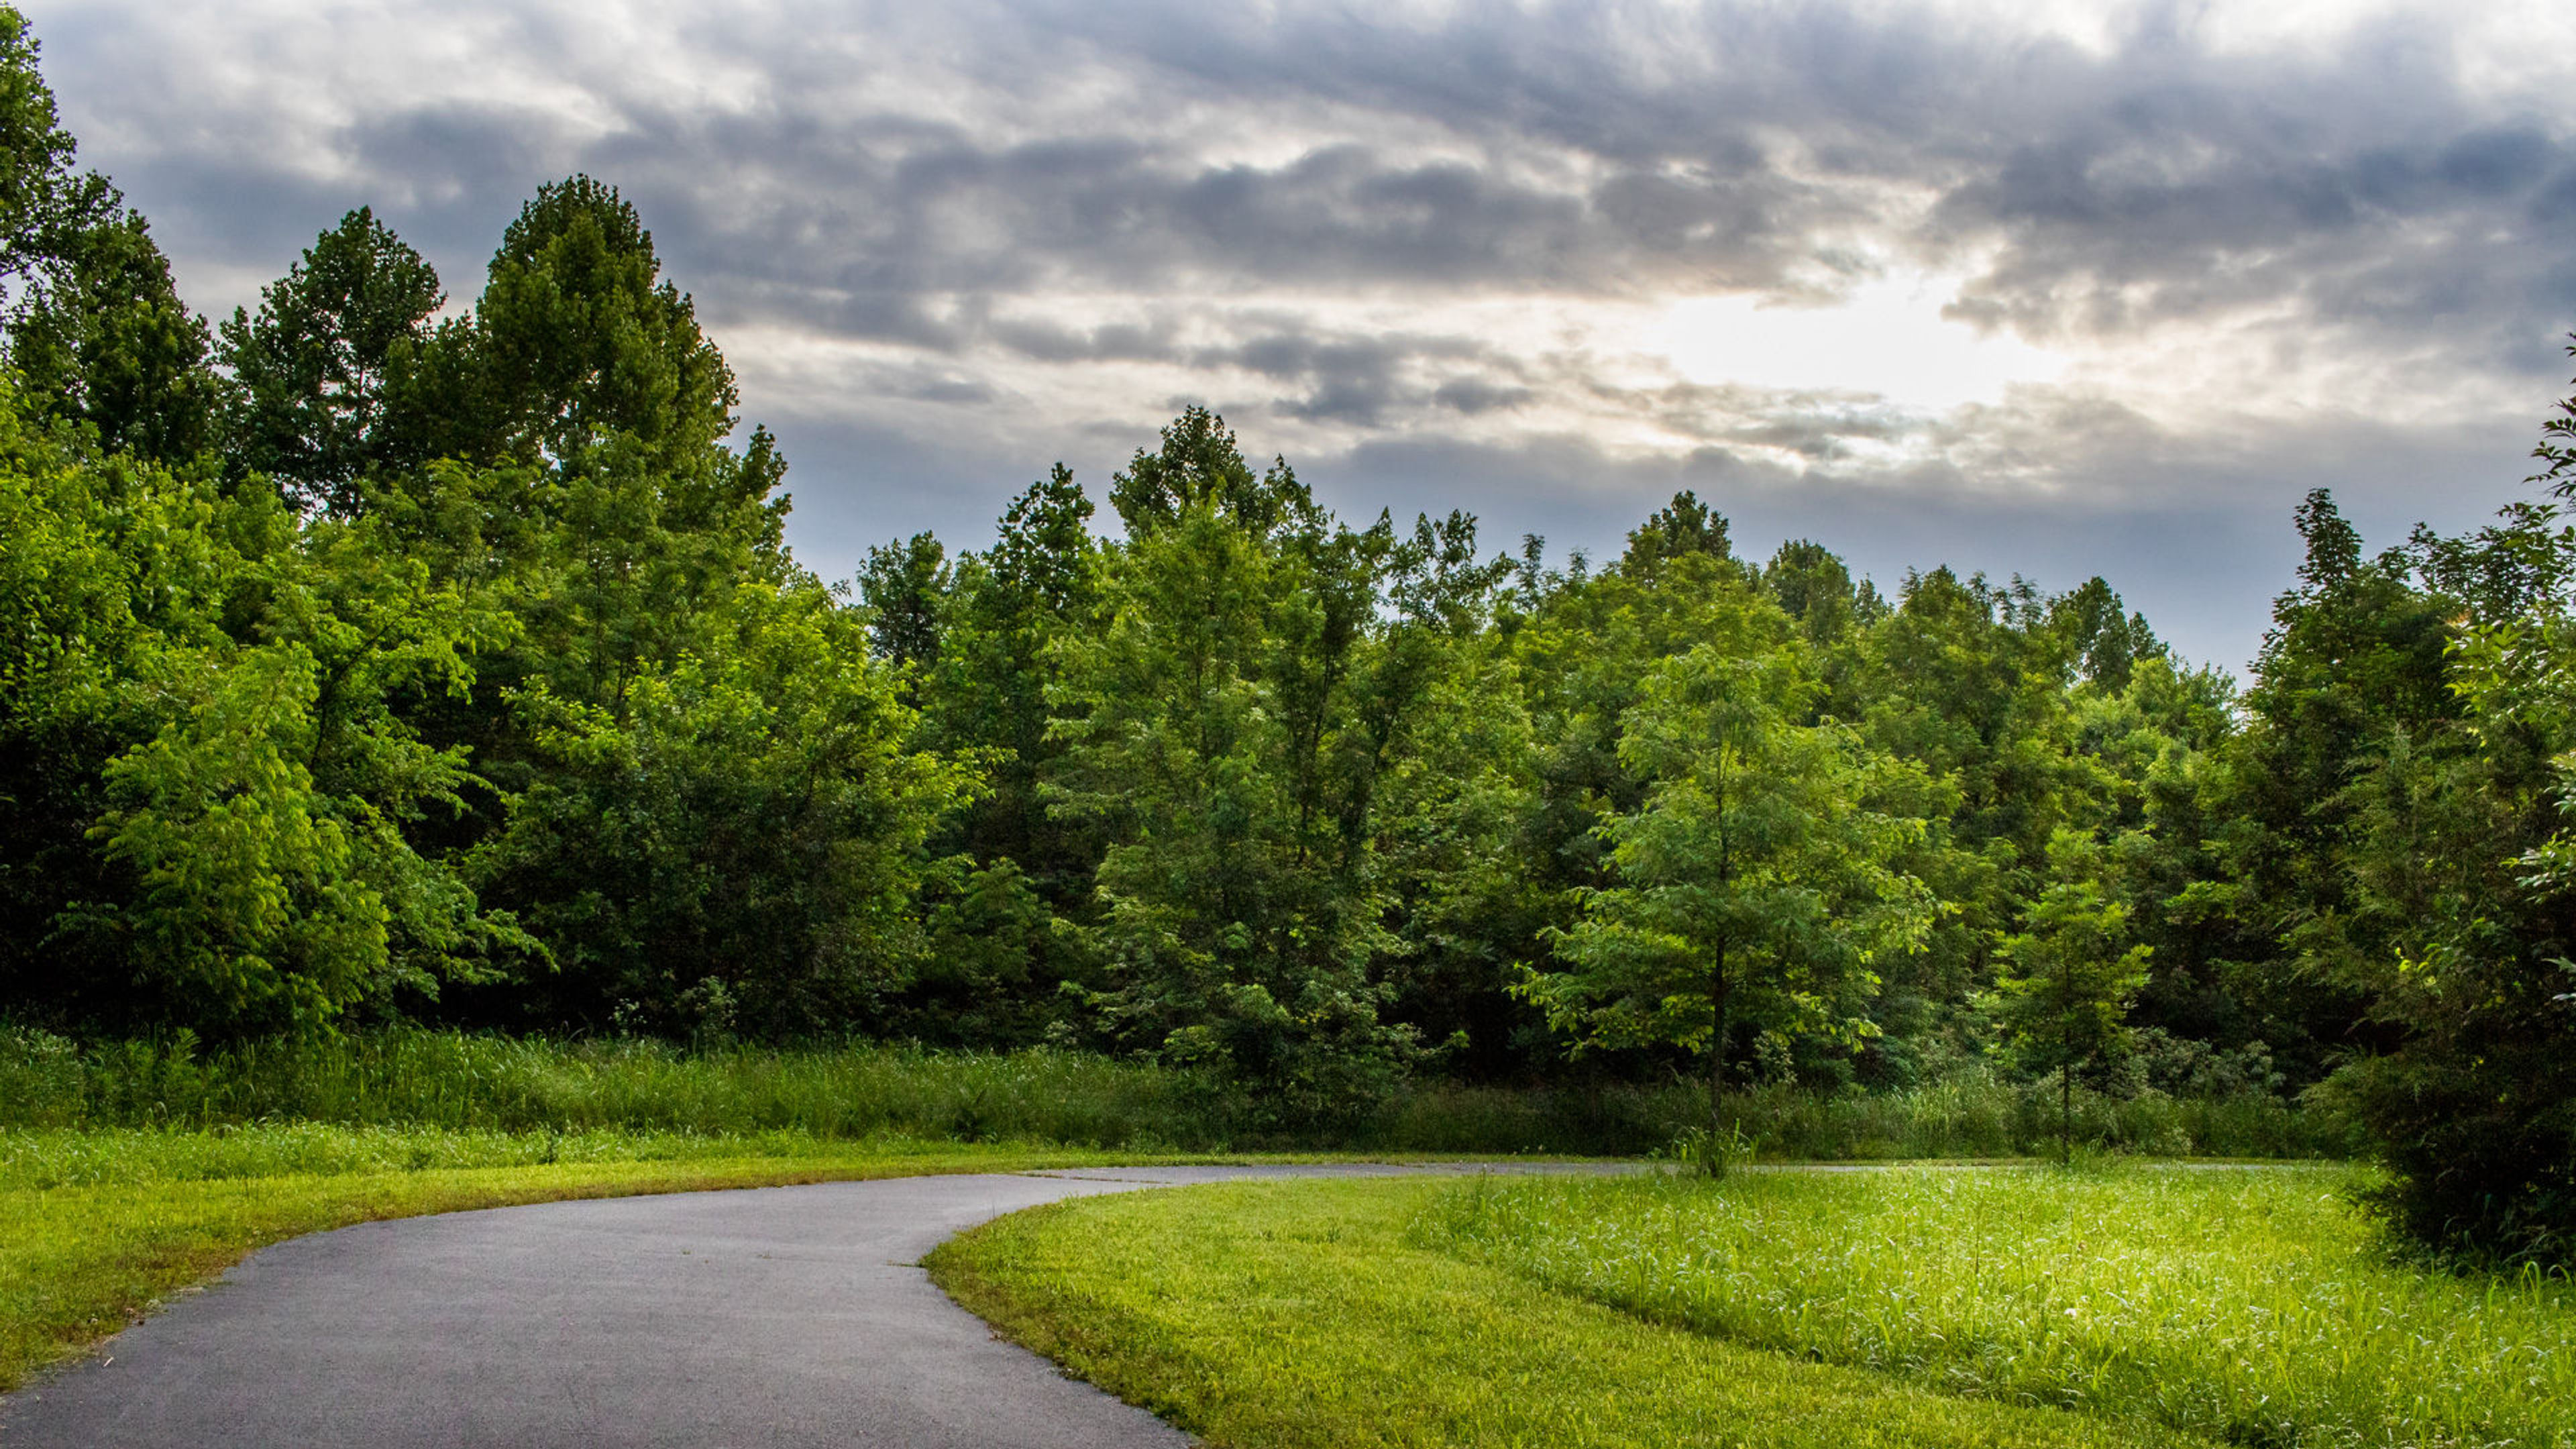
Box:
left=2060, top=949, right=2074, bottom=1167
left=1709, top=937, right=1729, bottom=1172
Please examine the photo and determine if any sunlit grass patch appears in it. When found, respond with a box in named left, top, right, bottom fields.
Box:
left=930, top=1177, right=2201, bottom=1449
left=1416, top=1165, right=2576, bottom=1448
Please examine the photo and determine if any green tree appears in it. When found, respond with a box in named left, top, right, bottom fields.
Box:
left=2206, top=488, right=2460, bottom=1084
left=1992, top=828, right=2154, bottom=1163
left=467, top=578, right=973, bottom=1037
left=423, top=175, right=736, bottom=471
left=2530, top=334, right=2576, bottom=499
left=7, top=209, right=218, bottom=464
left=0, top=11, right=214, bottom=464
left=859, top=530, right=950, bottom=676
left=896, top=468, right=1105, bottom=1040
left=0, top=372, right=525, bottom=1032
left=219, top=207, right=443, bottom=513
left=1521, top=642, right=1939, bottom=1150
left=1051, top=412, right=1476, bottom=1126
left=2323, top=503, right=2576, bottom=1261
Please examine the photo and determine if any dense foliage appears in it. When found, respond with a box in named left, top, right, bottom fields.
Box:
left=1, top=10, right=2571, bottom=1256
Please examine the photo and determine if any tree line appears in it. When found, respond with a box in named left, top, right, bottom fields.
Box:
left=1, top=9, right=2571, bottom=1260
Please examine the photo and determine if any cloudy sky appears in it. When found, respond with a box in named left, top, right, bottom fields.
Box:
left=34, top=0, right=2576, bottom=670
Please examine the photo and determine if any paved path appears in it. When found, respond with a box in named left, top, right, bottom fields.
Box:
left=0, top=1162, right=1616, bottom=1448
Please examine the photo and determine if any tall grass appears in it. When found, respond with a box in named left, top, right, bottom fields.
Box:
left=1374, top=1077, right=2351, bottom=1159
left=0, top=1026, right=1222, bottom=1148
left=1418, top=1165, right=2576, bottom=1449
left=0, top=1025, right=2347, bottom=1158
left=0, top=1122, right=1044, bottom=1192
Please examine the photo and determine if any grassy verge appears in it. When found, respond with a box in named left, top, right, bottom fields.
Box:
left=1420, top=1165, right=2576, bottom=1448
left=927, top=1177, right=2204, bottom=1449
left=0, top=1126, right=1284, bottom=1396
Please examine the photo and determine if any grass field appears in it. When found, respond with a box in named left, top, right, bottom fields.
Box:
left=930, top=1175, right=2204, bottom=1449
left=0, top=1124, right=1291, bottom=1396
left=936, top=1167, right=2576, bottom=1449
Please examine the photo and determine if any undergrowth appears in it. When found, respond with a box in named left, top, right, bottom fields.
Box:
left=0, top=1025, right=2348, bottom=1159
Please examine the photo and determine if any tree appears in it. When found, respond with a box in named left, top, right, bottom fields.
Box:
left=0, top=10, right=215, bottom=464
left=1107, top=403, right=1316, bottom=541
left=219, top=207, right=443, bottom=513
left=386, top=175, right=737, bottom=476
left=1521, top=643, right=1939, bottom=1159
left=466, top=578, right=973, bottom=1037
left=2208, top=488, right=2461, bottom=1084
left=858, top=531, right=950, bottom=676
left=1992, top=828, right=2153, bottom=1163
left=0, top=370, right=527, bottom=1033
left=2051, top=576, right=2163, bottom=692
left=6, top=209, right=217, bottom=464
left=2530, top=334, right=2576, bottom=500
left=1618, top=489, right=1732, bottom=579
left=914, top=469, right=1105, bottom=992
left=2328, top=514, right=2576, bottom=1262
left=1049, top=413, right=1458, bottom=1128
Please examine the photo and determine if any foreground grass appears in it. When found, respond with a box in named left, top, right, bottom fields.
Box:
left=0, top=1126, right=1278, bottom=1396
left=1418, top=1166, right=2576, bottom=1449
left=928, top=1178, right=2202, bottom=1449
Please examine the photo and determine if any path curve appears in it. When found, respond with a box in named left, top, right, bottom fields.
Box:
left=0, top=1162, right=1614, bottom=1448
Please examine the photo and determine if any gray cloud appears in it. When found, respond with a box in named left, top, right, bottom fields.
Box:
left=30, top=0, right=2576, bottom=670
left=53, top=3, right=2575, bottom=339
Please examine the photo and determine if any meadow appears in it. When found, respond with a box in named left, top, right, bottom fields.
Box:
left=935, top=1166, right=2576, bottom=1449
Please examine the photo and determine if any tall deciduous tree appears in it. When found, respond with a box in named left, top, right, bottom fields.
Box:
left=1051, top=411, right=1471, bottom=1126
left=6, top=209, right=217, bottom=465
left=219, top=207, right=443, bottom=513
left=447, top=175, right=736, bottom=470
left=1522, top=643, right=1939, bottom=1151
left=1992, top=828, right=2153, bottom=1163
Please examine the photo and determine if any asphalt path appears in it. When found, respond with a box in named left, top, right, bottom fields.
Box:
left=0, top=1162, right=1620, bottom=1448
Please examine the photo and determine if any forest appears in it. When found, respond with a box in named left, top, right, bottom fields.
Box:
left=3, top=9, right=2575, bottom=1265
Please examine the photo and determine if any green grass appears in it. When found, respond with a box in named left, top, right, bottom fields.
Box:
left=929, top=1177, right=2205, bottom=1449
left=0, top=1022, right=2360, bottom=1428
left=1, top=1025, right=2347, bottom=1158
left=0, top=1120, right=1048, bottom=1191
left=1379, top=1077, right=2347, bottom=1159
left=0, top=1124, right=1308, bottom=1396
left=1417, top=1165, right=2576, bottom=1448
left=0, top=1026, right=1224, bottom=1146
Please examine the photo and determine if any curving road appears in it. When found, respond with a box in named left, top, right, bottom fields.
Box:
left=0, top=1163, right=1608, bottom=1448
